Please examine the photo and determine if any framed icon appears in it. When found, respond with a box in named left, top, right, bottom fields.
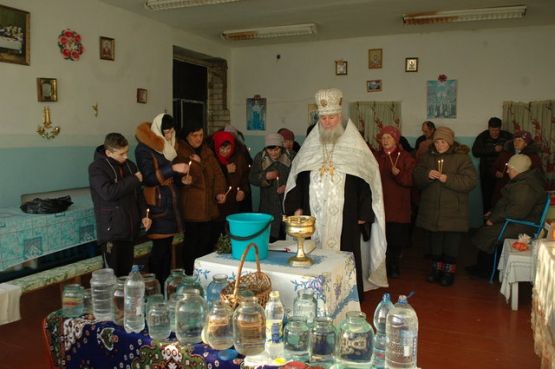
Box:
left=137, top=88, right=148, bottom=104
left=367, top=79, right=382, bottom=92
left=100, top=36, right=115, bottom=61
left=335, top=60, right=347, bottom=75
left=405, top=57, right=418, bottom=72
left=37, top=78, right=58, bottom=102
left=0, top=5, right=30, bottom=65
left=368, top=48, right=382, bottom=69
left=308, top=103, right=319, bottom=126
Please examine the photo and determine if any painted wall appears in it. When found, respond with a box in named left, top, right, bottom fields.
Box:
left=230, top=25, right=555, bottom=227
left=0, top=0, right=230, bottom=207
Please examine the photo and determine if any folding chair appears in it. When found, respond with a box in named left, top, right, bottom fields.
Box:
left=489, top=192, right=551, bottom=283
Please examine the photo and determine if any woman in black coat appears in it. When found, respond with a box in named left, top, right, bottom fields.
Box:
left=135, top=114, right=189, bottom=287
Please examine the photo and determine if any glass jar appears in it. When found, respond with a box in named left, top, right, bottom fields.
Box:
left=309, top=316, right=336, bottom=363
left=232, top=296, right=266, bottom=356
left=293, top=288, right=317, bottom=325
left=284, top=315, right=310, bottom=361
left=168, top=292, right=184, bottom=333
left=205, top=301, right=234, bottom=350
left=164, top=269, right=186, bottom=300
left=206, top=274, right=228, bottom=308
left=112, top=276, right=127, bottom=325
left=143, top=273, right=161, bottom=298
left=83, top=288, right=93, bottom=315
left=147, top=302, right=171, bottom=341
left=62, top=284, right=84, bottom=318
left=336, top=311, right=374, bottom=367
left=175, top=289, right=207, bottom=345
left=176, top=275, right=205, bottom=297
left=146, top=293, right=164, bottom=316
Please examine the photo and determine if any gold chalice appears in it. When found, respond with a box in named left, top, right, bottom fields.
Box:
left=282, top=215, right=316, bottom=267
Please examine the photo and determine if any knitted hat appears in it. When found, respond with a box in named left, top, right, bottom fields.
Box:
left=488, top=117, right=502, bottom=127
left=315, top=88, right=343, bottom=115
left=265, top=133, right=283, bottom=147
left=507, top=154, right=532, bottom=173
left=433, top=126, right=455, bottom=146
left=513, top=130, right=532, bottom=144
left=278, top=128, right=295, bottom=141
left=379, top=126, right=400, bottom=144
left=181, top=121, right=203, bottom=138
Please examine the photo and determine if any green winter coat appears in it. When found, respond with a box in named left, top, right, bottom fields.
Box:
left=414, top=142, right=478, bottom=232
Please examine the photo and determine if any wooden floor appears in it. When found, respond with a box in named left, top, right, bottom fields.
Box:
left=0, top=229, right=540, bottom=369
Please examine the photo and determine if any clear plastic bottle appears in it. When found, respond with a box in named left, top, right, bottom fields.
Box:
left=372, top=293, right=394, bottom=369
left=385, top=295, right=418, bottom=369
left=90, top=268, right=116, bottom=321
left=124, top=265, right=145, bottom=333
left=265, top=290, right=285, bottom=359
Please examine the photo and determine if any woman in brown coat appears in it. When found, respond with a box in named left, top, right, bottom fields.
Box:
left=414, top=127, right=477, bottom=286
left=374, top=126, right=415, bottom=278
left=174, top=124, right=226, bottom=274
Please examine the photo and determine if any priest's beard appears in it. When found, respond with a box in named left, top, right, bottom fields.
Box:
left=319, top=122, right=345, bottom=144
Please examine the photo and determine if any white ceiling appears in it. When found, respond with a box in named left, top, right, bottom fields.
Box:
left=100, top=0, right=555, bottom=47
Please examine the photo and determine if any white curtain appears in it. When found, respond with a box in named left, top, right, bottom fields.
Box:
left=349, top=101, right=402, bottom=150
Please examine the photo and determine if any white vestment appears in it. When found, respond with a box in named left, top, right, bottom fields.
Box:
left=285, top=120, right=388, bottom=290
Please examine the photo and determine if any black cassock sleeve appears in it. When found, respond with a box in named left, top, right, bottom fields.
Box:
left=284, top=171, right=311, bottom=216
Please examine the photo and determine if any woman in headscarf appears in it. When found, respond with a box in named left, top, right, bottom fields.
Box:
left=373, top=126, right=415, bottom=279
left=211, top=130, right=251, bottom=240
left=135, top=114, right=189, bottom=287
left=414, top=127, right=477, bottom=287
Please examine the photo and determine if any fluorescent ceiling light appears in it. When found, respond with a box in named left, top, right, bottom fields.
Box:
left=403, top=5, right=526, bottom=25
left=222, top=23, right=317, bottom=41
left=145, top=0, right=241, bottom=10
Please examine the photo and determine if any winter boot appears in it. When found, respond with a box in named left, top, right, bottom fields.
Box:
left=465, top=251, right=492, bottom=279
left=426, top=260, right=444, bottom=283
left=440, top=263, right=456, bottom=286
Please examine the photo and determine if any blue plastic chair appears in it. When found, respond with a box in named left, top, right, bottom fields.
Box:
left=489, top=192, right=551, bottom=283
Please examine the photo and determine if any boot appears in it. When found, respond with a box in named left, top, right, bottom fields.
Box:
left=440, top=263, right=456, bottom=286
left=465, top=251, right=492, bottom=279
left=387, top=257, right=400, bottom=279
left=426, top=260, right=444, bottom=283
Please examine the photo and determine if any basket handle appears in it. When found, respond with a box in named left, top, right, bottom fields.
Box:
left=232, top=242, right=262, bottom=300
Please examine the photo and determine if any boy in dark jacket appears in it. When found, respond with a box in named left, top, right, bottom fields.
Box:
left=89, top=133, right=151, bottom=276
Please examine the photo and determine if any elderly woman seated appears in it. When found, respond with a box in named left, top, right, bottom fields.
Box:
left=467, top=154, right=546, bottom=278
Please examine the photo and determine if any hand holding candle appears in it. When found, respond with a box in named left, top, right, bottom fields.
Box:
left=224, top=186, right=232, bottom=196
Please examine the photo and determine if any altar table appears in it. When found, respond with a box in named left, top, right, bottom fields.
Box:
left=194, top=246, right=360, bottom=324
left=531, top=240, right=555, bottom=369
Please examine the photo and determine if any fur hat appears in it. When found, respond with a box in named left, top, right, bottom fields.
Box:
left=507, top=154, right=532, bottom=173
left=433, top=126, right=455, bottom=146
left=379, top=126, right=400, bottom=144
left=488, top=117, right=502, bottom=127
left=278, top=128, right=295, bottom=141
left=315, top=88, right=343, bottom=115
left=265, top=133, right=283, bottom=148
left=513, top=130, right=532, bottom=144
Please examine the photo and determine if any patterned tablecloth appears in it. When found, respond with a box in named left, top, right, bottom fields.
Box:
left=531, top=240, right=555, bottom=369
left=0, top=194, right=95, bottom=271
left=194, top=246, right=360, bottom=325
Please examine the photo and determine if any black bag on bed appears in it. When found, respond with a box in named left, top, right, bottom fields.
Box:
left=20, top=195, right=73, bottom=214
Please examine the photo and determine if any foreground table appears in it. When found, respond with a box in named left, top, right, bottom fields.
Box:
left=194, top=246, right=360, bottom=324
left=531, top=240, right=555, bottom=369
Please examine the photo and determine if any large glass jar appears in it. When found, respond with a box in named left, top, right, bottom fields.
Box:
left=143, top=273, right=161, bottom=298
left=309, top=316, right=336, bottom=363
left=176, top=275, right=205, bottom=297
left=284, top=315, right=310, bottom=361
left=112, top=276, right=127, bottom=325
left=232, top=296, right=266, bottom=356
left=62, top=284, right=84, bottom=318
left=147, top=302, right=171, bottom=341
left=206, top=274, right=228, bottom=308
left=168, top=292, right=184, bottom=333
left=164, top=269, right=186, bottom=300
left=205, top=301, right=234, bottom=350
left=293, top=288, right=317, bottom=325
left=336, top=311, right=374, bottom=368
left=175, top=289, right=207, bottom=345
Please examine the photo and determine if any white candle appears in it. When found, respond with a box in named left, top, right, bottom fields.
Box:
left=224, top=186, right=232, bottom=196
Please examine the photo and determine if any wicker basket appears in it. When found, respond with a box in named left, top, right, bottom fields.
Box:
left=220, top=242, right=272, bottom=309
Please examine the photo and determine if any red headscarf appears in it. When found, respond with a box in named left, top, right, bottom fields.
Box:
left=213, top=131, right=236, bottom=165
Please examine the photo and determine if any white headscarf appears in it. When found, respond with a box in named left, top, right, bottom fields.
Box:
left=151, top=113, right=177, bottom=161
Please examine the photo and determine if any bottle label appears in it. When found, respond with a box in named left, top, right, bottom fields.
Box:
left=266, top=320, right=283, bottom=343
